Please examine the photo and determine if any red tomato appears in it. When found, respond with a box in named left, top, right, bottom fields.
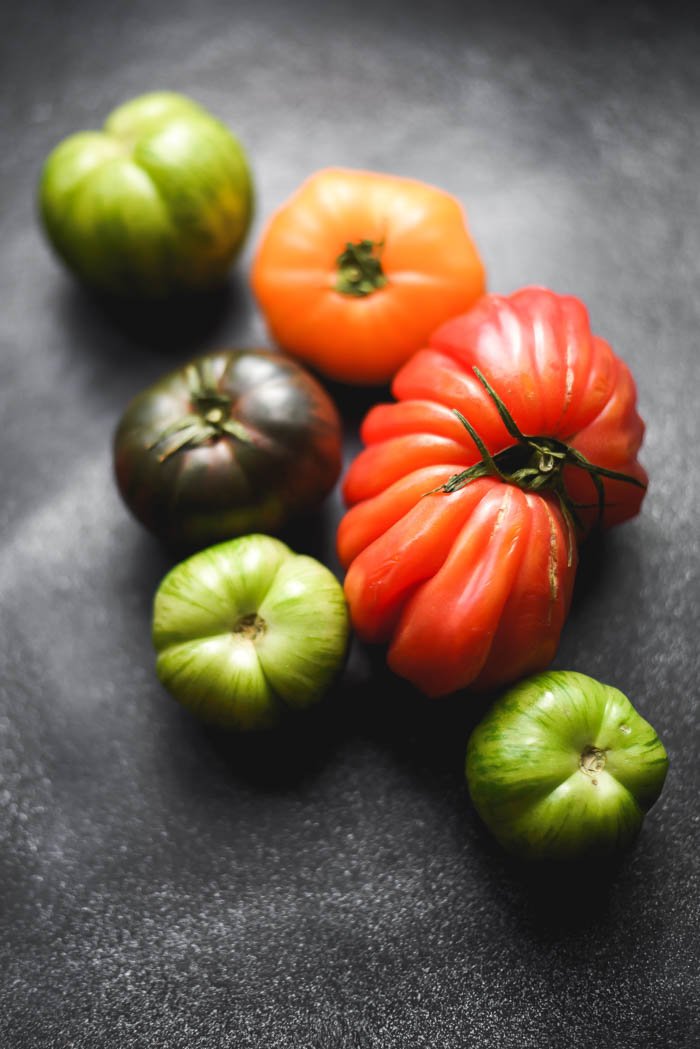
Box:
left=338, top=287, right=647, bottom=697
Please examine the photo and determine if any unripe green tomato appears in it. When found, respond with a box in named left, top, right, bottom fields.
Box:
left=152, top=535, right=350, bottom=730
left=466, top=671, right=669, bottom=861
left=39, top=91, right=253, bottom=296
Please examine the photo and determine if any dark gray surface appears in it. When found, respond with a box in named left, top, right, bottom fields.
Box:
left=1, top=2, right=699, bottom=1047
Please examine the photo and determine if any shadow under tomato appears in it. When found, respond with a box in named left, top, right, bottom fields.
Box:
left=456, top=791, right=642, bottom=940
left=341, top=643, right=653, bottom=927
left=54, top=270, right=254, bottom=364
left=375, top=660, right=488, bottom=758
left=186, top=683, right=356, bottom=792
left=322, top=377, right=393, bottom=429
left=335, top=638, right=495, bottom=791
left=568, top=529, right=614, bottom=613
left=165, top=637, right=487, bottom=795
left=276, top=497, right=343, bottom=572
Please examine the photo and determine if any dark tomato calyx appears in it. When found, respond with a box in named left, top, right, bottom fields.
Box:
left=429, top=367, right=647, bottom=554
left=148, top=361, right=256, bottom=462
left=334, top=239, right=388, bottom=297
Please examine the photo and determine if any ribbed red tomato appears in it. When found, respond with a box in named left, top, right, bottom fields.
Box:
left=338, top=287, right=647, bottom=697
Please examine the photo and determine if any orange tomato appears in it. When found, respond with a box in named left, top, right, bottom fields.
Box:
left=251, top=168, right=486, bottom=384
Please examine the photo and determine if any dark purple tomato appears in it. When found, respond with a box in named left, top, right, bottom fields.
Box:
left=113, top=348, right=342, bottom=550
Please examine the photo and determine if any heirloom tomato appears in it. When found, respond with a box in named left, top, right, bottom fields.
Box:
left=338, top=287, right=647, bottom=697
left=152, top=535, right=350, bottom=730
left=251, top=168, right=485, bottom=384
left=39, top=92, right=253, bottom=296
left=466, top=671, right=669, bottom=861
left=114, top=349, right=342, bottom=551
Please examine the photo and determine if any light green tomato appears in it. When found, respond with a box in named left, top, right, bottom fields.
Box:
left=152, top=535, right=350, bottom=730
left=466, top=671, right=669, bottom=861
left=39, top=92, right=253, bottom=296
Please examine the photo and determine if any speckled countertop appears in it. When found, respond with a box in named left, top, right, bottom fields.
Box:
left=1, top=1, right=699, bottom=1046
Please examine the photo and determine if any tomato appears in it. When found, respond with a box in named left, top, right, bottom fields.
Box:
left=465, top=671, right=669, bottom=861
left=114, top=349, right=342, bottom=550
left=251, top=168, right=486, bottom=384
left=152, top=535, right=350, bottom=730
left=39, top=92, right=253, bottom=296
left=338, top=287, right=647, bottom=696
left=342, top=476, right=577, bottom=697
left=422, top=287, right=648, bottom=536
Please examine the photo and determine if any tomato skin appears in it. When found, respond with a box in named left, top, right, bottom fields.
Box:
left=465, top=671, right=669, bottom=860
left=338, top=287, right=646, bottom=696
left=413, top=287, right=647, bottom=535
left=114, top=349, right=342, bottom=551
left=251, top=168, right=486, bottom=385
left=342, top=479, right=576, bottom=696
left=39, top=92, right=253, bottom=297
left=152, top=535, right=350, bottom=730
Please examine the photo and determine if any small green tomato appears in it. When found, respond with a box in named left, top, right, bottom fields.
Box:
left=152, top=535, right=350, bottom=730
left=466, top=671, right=669, bottom=861
left=39, top=91, right=253, bottom=296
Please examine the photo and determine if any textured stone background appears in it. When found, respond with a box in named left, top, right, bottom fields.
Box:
left=1, top=1, right=698, bottom=1046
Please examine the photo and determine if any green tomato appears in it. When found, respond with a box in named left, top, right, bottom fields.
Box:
left=39, top=91, right=253, bottom=296
left=152, top=534, right=350, bottom=730
left=465, top=671, right=669, bottom=861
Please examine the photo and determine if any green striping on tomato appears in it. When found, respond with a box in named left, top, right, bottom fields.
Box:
left=465, top=671, right=669, bottom=861
left=113, top=348, right=342, bottom=551
left=39, top=91, right=253, bottom=296
left=152, top=534, right=350, bottom=729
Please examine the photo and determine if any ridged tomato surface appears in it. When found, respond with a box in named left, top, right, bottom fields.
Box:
left=338, top=287, right=647, bottom=696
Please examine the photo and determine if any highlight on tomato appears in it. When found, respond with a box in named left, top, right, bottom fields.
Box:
left=337, top=287, right=648, bottom=697
left=251, top=168, right=486, bottom=385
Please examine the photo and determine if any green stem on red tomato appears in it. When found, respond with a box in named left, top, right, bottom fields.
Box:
left=428, top=367, right=647, bottom=561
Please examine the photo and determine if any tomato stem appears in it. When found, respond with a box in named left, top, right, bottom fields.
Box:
left=147, top=362, right=256, bottom=461
left=335, top=240, right=388, bottom=297
left=580, top=746, right=607, bottom=776
left=234, top=613, right=267, bottom=640
left=427, top=367, right=646, bottom=547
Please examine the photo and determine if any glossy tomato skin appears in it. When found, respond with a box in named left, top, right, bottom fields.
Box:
left=152, top=535, right=350, bottom=730
left=114, top=349, right=342, bottom=551
left=251, top=168, right=486, bottom=385
left=340, top=477, right=577, bottom=697
left=466, top=671, right=669, bottom=861
left=338, top=287, right=647, bottom=696
left=39, top=92, right=253, bottom=297
left=410, top=286, right=647, bottom=535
